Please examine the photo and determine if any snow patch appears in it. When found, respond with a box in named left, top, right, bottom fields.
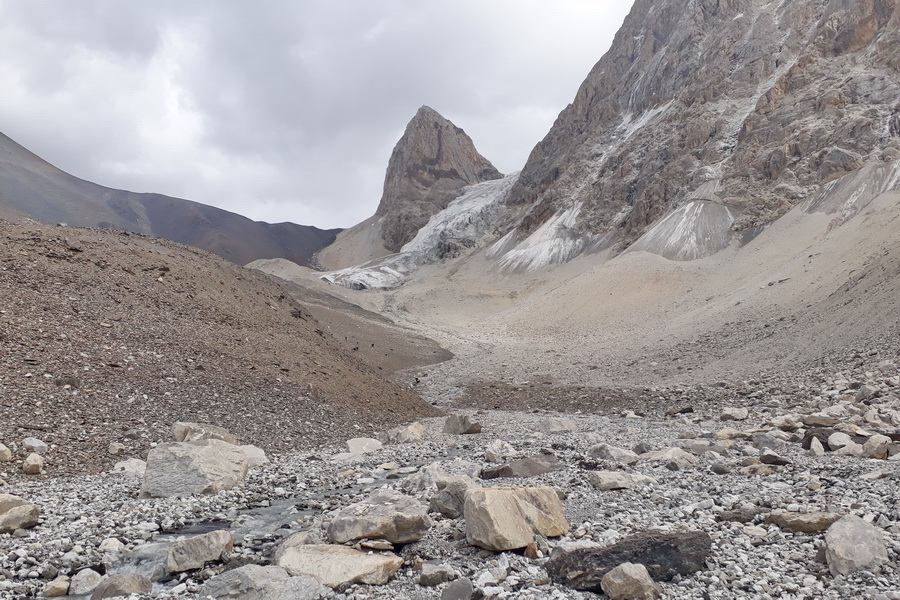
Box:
left=493, top=203, right=588, bottom=272
left=321, top=174, right=517, bottom=290
left=626, top=200, right=737, bottom=261
left=806, top=160, right=900, bottom=220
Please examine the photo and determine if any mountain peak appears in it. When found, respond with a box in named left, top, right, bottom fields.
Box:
left=375, top=106, right=502, bottom=251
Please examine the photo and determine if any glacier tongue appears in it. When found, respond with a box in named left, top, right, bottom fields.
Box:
left=321, top=174, right=518, bottom=290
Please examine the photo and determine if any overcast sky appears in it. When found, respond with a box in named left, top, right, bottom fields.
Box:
left=0, top=1, right=633, bottom=229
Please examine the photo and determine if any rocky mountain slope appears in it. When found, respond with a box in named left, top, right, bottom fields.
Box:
left=0, top=132, right=340, bottom=266
left=0, top=220, right=441, bottom=483
left=317, top=106, right=502, bottom=270
left=500, top=0, right=900, bottom=264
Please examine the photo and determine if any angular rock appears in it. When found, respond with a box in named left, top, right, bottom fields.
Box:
left=751, top=432, right=788, bottom=451
left=274, top=544, right=403, bottom=587
left=759, top=449, right=791, bottom=466
left=484, top=439, right=515, bottom=463
left=803, top=413, right=839, bottom=427
left=809, top=437, right=826, bottom=457
left=535, top=418, right=578, bottom=433
left=547, top=531, right=712, bottom=590
left=379, top=421, right=426, bottom=444
left=825, top=515, right=888, bottom=576
left=637, top=447, right=698, bottom=470
left=588, top=470, right=657, bottom=491
left=279, top=575, right=331, bottom=600
left=346, top=437, right=382, bottom=455
left=171, top=421, right=239, bottom=444
left=111, top=458, right=146, bottom=477
left=141, top=439, right=249, bottom=497
left=69, top=568, right=103, bottom=595
left=716, top=507, right=766, bottom=524
left=42, top=577, right=69, bottom=597
left=326, top=488, right=432, bottom=544
left=0, top=494, right=40, bottom=533
left=720, top=407, right=749, bottom=421
left=766, top=511, right=843, bottom=533
left=827, top=431, right=853, bottom=450
left=200, top=564, right=290, bottom=600
left=863, top=434, right=893, bottom=459
left=90, top=573, right=152, bottom=600
left=443, top=414, right=482, bottom=435
left=429, top=475, right=479, bottom=519
left=23, top=452, right=43, bottom=475
left=587, top=443, right=639, bottom=463
left=441, top=577, right=475, bottom=600
left=481, top=453, right=565, bottom=479
left=0, top=443, right=11, bottom=462
left=22, top=437, right=48, bottom=453
left=601, top=562, right=660, bottom=600
left=107, top=442, right=126, bottom=456
left=420, top=562, right=455, bottom=587
left=464, top=486, right=569, bottom=551
left=166, top=529, right=234, bottom=573
left=239, top=445, right=269, bottom=468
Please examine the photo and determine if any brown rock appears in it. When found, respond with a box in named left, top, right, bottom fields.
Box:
left=464, top=486, right=569, bottom=551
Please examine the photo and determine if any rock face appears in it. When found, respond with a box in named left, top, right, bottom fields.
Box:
left=463, top=486, right=569, bottom=551
left=274, top=544, right=403, bottom=588
left=375, top=106, right=502, bottom=252
left=326, top=488, right=432, bottom=544
left=547, top=530, right=712, bottom=591
left=496, top=0, right=900, bottom=267
left=140, top=439, right=249, bottom=498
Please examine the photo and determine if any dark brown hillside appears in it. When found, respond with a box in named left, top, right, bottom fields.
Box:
left=0, top=221, right=441, bottom=483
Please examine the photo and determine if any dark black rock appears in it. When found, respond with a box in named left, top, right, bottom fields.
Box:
left=546, top=531, right=712, bottom=590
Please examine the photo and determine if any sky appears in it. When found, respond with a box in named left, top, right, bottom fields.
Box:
left=0, top=1, right=633, bottom=230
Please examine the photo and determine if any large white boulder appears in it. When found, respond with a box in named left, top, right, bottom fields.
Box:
left=274, top=544, right=403, bottom=588
left=140, top=439, right=249, bottom=498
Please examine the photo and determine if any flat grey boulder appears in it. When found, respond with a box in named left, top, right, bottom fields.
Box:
left=171, top=421, right=239, bottom=444
left=430, top=475, right=480, bottom=519
left=326, top=488, right=432, bottom=544
left=200, top=564, right=290, bottom=600
left=0, top=494, right=40, bottom=533
left=481, top=453, right=565, bottom=479
left=547, top=530, right=712, bottom=591
left=274, top=544, right=403, bottom=587
left=464, top=486, right=569, bottom=551
left=166, top=529, right=234, bottom=573
left=587, top=443, right=639, bottom=463
left=825, top=515, right=888, bottom=576
left=140, top=439, right=249, bottom=498
left=636, top=447, right=698, bottom=470
left=588, top=470, right=657, bottom=491
left=379, top=421, right=426, bottom=444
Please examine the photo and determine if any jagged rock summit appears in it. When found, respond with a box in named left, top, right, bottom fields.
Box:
left=502, top=0, right=900, bottom=260
left=316, top=106, right=502, bottom=269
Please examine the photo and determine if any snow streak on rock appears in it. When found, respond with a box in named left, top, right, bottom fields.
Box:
left=626, top=200, right=737, bottom=262
left=321, top=175, right=517, bottom=290
left=490, top=203, right=588, bottom=273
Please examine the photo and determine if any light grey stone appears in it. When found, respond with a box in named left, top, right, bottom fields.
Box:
left=171, top=421, right=239, bottom=444
left=464, top=486, right=569, bottom=551
left=600, top=562, right=661, bottom=600
left=200, top=564, right=290, bottom=600
left=825, top=515, right=888, bottom=576
left=166, top=529, right=234, bottom=573
left=0, top=494, right=39, bottom=533
left=326, top=488, right=431, bottom=544
left=140, top=439, right=249, bottom=497
left=274, top=544, right=402, bottom=587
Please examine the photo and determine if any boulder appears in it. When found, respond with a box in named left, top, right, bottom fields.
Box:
left=484, top=440, right=515, bottom=463
left=809, top=437, right=826, bottom=457
left=90, top=573, right=152, bottom=600
left=759, top=449, right=791, bottom=466
left=171, top=421, right=239, bottom=444
left=588, top=470, right=657, bottom=491
left=41, top=577, right=69, bottom=597
left=326, top=488, right=432, bottom=544
left=239, top=445, right=269, bottom=468
left=443, top=414, right=482, bottom=435
left=601, top=562, right=660, bottom=600
left=379, top=422, right=426, bottom=444
left=464, top=486, right=569, bottom=551
left=274, top=544, right=403, bottom=587
left=22, top=452, right=44, bottom=475
left=22, top=437, right=48, bottom=453
left=420, top=562, right=455, bottom=586
left=441, top=577, right=475, bottom=600
left=637, top=447, right=698, bottom=470
left=547, top=530, right=712, bottom=591
left=278, top=575, right=331, bottom=600
left=766, top=511, right=843, bottom=533
left=430, top=475, right=480, bottom=518
left=166, top=529, right=234, bottom=572
left=720, top=407, right=749, bottom=421
left=587, top=443, right=639, bottom=463
left=0, top=443, right=11, bottom=462
left=0, top=494, right=40, bottom=533
left=481, top=453, right=565, bottom=479
left=200, top=564, right=290, bottom=600
left=140, top=439, right=249, bottom=498
left=69, top=568, right=103, bottom=595
left=111, top=458, right=147, bottom=477
left=862, top=434, right=893, bottom=459
left=825, top=515, right=888, bottom=576
left=535, top=418, right=578, bottom=433
left=827, top=431, right=853, bottom=450
left=346, top=437, right=382, bottom=455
